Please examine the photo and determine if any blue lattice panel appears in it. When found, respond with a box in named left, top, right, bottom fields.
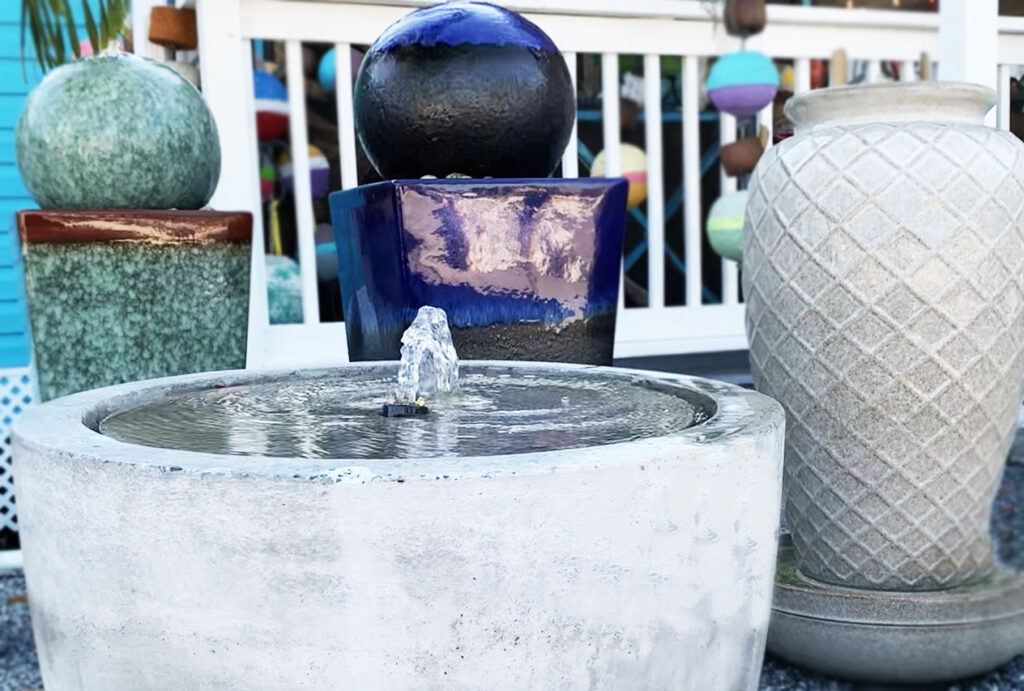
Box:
left=0, top=365, right=34, bottom=532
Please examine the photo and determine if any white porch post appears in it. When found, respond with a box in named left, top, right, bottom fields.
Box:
left=939, top=0, right=998, bottom=124
left=194, top=0, right=269, bottom=367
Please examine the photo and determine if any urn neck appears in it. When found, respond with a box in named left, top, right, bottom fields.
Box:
left=784, top=82, right=996, bottom=134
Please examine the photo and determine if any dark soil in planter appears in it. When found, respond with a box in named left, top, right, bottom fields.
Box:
left=450, top=313, right=616, bottom=366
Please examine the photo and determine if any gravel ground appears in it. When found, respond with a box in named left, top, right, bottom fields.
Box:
left=3, top=465, right=1023, bottom=690
left=0, top=570, right=41, bottom=691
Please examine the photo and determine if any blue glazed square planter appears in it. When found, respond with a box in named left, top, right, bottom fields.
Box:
left=329, top=178, right=628, bottom=364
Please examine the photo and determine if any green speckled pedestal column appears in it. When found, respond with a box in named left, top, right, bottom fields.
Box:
left=18, top=211, right=251, bottom=401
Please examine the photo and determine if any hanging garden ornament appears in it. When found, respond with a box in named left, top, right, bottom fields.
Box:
left=259, top=150, right=276, bottom=201
left=314, top=223, right=339, bottom=282
left=318, top=47, right=364, bottom=94
left=706, top=190, right=747, bottom=264
left=278, top=145, right=331, bottom=198
left=829, top=48, right=849, bottom=87
left=706, top=51, right=779, bottom=118
left=254, top=69, right=289, bottom=141
left=720, top=124, right=769, bottom=177
left=778, top=64, right=795, bottom=93
left=317, top=48, right=336, bottom=92
left=591, top=143, right=648, bottom=209
left=266, top=254, right=303, bottom=325
left=811, top=59, right=827, bottom=90
left=723, top=0, right=766, bottom=38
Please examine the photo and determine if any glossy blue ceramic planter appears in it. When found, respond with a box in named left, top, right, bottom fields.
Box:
left=329, top=178, right=628, bottom=364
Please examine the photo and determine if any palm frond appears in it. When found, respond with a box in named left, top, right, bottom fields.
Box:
left=81, top=1, right=100, bottom=54
left=21, top=0, right=131, bottom=73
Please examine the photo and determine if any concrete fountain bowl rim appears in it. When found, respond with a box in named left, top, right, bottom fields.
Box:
left=12, top=360, right=783, bottom=484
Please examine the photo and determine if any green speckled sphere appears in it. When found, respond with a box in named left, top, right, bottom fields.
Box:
left=16, top=53, right=220, bottom=209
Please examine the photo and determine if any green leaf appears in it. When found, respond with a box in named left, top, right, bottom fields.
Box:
left=21, top=0, right=133, bottom=73
left=108, top=0, right=130, bottom=44
left=21, top=0, right=34, bottom=76
left=35, top=0, right=57, bottom=69
left=40, top=0, right=65, bottom=68
left=24, top=1, right=48, bottom=71
left=60, top=0, right=81, bottom=60
left=82, top=0, right=100, bottom=54
left=101, top=0, right=126, bottom=51
left=99, top=0, right=113, bottom=47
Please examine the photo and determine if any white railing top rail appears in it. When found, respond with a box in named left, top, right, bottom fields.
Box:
left=279, top=0, right=942, bottom=27
left=242, top=0, right=940, bottom=58
left=236, top=1, right=1024, bottom=74
left=297, top=0, right=1024, bottom=36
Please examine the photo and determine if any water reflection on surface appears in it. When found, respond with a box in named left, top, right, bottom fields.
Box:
left=99, top=371, right=700, bottom=459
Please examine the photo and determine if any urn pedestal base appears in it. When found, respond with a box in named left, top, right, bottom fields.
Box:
left=768, top=535, right=1024, bottom=685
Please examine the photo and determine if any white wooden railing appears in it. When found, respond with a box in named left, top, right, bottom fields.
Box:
left=190, top=0, right=1024, bottom=369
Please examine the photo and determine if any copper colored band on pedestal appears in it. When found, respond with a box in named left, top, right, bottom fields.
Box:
left=18, top=210, right=253, bottom=245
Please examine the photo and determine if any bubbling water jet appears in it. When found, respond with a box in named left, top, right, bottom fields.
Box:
left=383, top=306, right=460, bottom=416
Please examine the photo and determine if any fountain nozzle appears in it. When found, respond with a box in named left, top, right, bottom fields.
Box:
left=381, top=403, right=429, bottom=417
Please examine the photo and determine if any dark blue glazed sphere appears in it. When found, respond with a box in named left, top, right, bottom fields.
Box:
left=354, top=1, right=575, bottom=179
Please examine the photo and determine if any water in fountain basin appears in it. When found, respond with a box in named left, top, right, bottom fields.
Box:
left=98, top=300, right=706, bottom=459
left=395, top=306, right=459, bottom=404
left=98, top=367, right=704, bottom=459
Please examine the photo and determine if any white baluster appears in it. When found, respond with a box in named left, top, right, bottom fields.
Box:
left=682, top=54, right=702, bottom=307
left=562, top=51, right=580, bottom=178
left=285, top=39, right=321, bottom=325
left=644, top=53, right=665, bottom=309
left=336, top=43, right=359, bottom=189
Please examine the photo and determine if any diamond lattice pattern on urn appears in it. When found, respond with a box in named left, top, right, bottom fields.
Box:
left=745, top=90, right=1024, bottom=590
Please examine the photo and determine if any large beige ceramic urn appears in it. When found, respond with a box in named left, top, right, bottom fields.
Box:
left=744, top=82, right=1024, bottom=590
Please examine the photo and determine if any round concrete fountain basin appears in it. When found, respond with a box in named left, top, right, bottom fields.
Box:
left=13, top=362, right=783, bottom=690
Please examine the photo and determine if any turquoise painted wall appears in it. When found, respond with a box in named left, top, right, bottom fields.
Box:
left=0, top=2, right=99, bottom=367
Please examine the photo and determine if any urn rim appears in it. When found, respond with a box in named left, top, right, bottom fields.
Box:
left=785, top=81, right=996, bottom=132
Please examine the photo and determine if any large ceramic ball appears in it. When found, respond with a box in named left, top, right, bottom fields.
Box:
left=16, top=53, right=220, bottom=210
left=354, top=1, right=575, bottom=179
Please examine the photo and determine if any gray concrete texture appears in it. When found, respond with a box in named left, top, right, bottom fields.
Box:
left=12, top=362, right=784, bottom=690
left=745, top=82, right=1024, bottom=591
left=6, top=460, right=1024, bottom=690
